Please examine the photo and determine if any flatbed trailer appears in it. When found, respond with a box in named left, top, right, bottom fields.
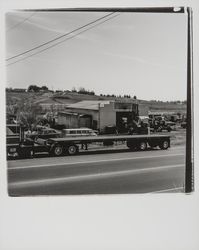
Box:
left=45, top=134, right=170, bottom=157
left=7, top=133, right=170, bottom=159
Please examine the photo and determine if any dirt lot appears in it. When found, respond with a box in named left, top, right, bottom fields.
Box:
left=161, top=127, right=186, bottom=147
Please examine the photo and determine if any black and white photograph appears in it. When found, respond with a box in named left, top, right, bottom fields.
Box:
left=0, top=1, right=199, bottom=250
left=5, top=7, right=192, bottom=196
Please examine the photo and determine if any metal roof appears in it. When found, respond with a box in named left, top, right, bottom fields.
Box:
left=66, top=100, right=112, bottom=111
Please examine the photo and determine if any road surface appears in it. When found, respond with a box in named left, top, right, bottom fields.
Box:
left=7, top=146, right=185, bottom=196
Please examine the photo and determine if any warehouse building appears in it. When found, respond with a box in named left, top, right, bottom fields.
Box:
left=58, top=112, right=92, bottom=129
left=58, top=100, right=149, bottom=133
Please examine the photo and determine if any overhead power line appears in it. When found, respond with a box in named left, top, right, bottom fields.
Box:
left=6, top=12, right=115, bottom=61
left=6, top=12, right=36, bottom=32
left=6, top=12, right=120, bottom=67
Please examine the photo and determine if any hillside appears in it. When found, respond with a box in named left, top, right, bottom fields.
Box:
left=138, top=100, right=186, bottom=113
left=6, top=91, right=186, bottom=113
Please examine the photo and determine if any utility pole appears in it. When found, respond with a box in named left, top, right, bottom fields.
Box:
left=98, top=102, right=100, bottom=132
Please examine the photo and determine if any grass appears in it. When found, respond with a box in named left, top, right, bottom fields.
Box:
left=148, top=127, right=186, bottom=147
left=168, top=128, right=186, bottom=147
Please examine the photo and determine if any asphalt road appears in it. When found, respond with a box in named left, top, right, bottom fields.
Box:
left=7, top=146, right=185, bottom=196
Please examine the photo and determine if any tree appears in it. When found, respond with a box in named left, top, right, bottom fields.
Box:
left=17, top=100, right=42, bottom=129
left=78, top=87, right=95, bottom=95
left=41, top=85, right=48, bottom=91
left=27, top=85, right=40, bottom=92
left=78, top=87, right=86, bottom=94
left=71, top=87, right=77, bottom=93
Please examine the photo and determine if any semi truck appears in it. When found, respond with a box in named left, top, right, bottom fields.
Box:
left=6, top=124, right=170, bottom=159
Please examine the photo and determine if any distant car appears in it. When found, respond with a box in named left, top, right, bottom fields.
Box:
left=150, top=120, right=176, bottom=132
left=61, top=128, right=98, bottom=137
left=26, top=128, right=61, bottom=140
left=163, top=121, right=176, bottom=131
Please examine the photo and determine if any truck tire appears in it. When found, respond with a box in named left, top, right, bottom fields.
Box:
left=159, top=140, right=169, bottom=150
left=52, top=144, right=63, bottom=156
left=67, top=144, right=78, bottom=155
left=138, top=141, right=147, bottom=151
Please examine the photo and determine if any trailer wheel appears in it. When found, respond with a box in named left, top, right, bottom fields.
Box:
left=67, top=144, right=78, bottom=155
left=138, top=141, right=147, bottom=151
left=52, top=145, right=63, bottom=156
left=159, top=140, right=169, bottom=150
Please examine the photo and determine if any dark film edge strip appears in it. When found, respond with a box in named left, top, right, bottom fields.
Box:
left=17, top=7, right=185, bottom=13
left=185, top=7, right=194, bottom=193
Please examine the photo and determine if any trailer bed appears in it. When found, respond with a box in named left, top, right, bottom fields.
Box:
left=7, top=133, right=171, bottom=159
left=48, top=133, right=170, bottom=143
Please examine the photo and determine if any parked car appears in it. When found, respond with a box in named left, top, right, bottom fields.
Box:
left=162, top=121, right=176, bottom=131
left=149, top=117, right=176, bottom=132
left=61, top=128, right=98, bottom=137
left=26, top=127, right=61, bottom=140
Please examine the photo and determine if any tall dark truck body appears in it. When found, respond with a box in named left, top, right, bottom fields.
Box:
left=7, top=125, right=35, bottom=158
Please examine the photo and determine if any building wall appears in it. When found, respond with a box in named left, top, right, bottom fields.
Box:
left=65, top=105, right=116, bottom=131
left=79, top=116, right=92, bottom=128
left=99, top=102, right=116, bottom=130
left=58, top=112, right=92, bottom=129
left=58, top=113, right=79, bottom=128
left=62, top=102, right=147, bottom=131
left=65, top=108, right=99, bottom=129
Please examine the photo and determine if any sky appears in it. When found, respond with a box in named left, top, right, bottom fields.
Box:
left=5, top=10, right=187, bottom=101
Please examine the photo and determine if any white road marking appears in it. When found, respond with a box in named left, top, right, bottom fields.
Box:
left=149, top=187, right=184, bottom=193
left=8, top=153, right=184, bottom=171
left=9, top=164, right=184, bottom=189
